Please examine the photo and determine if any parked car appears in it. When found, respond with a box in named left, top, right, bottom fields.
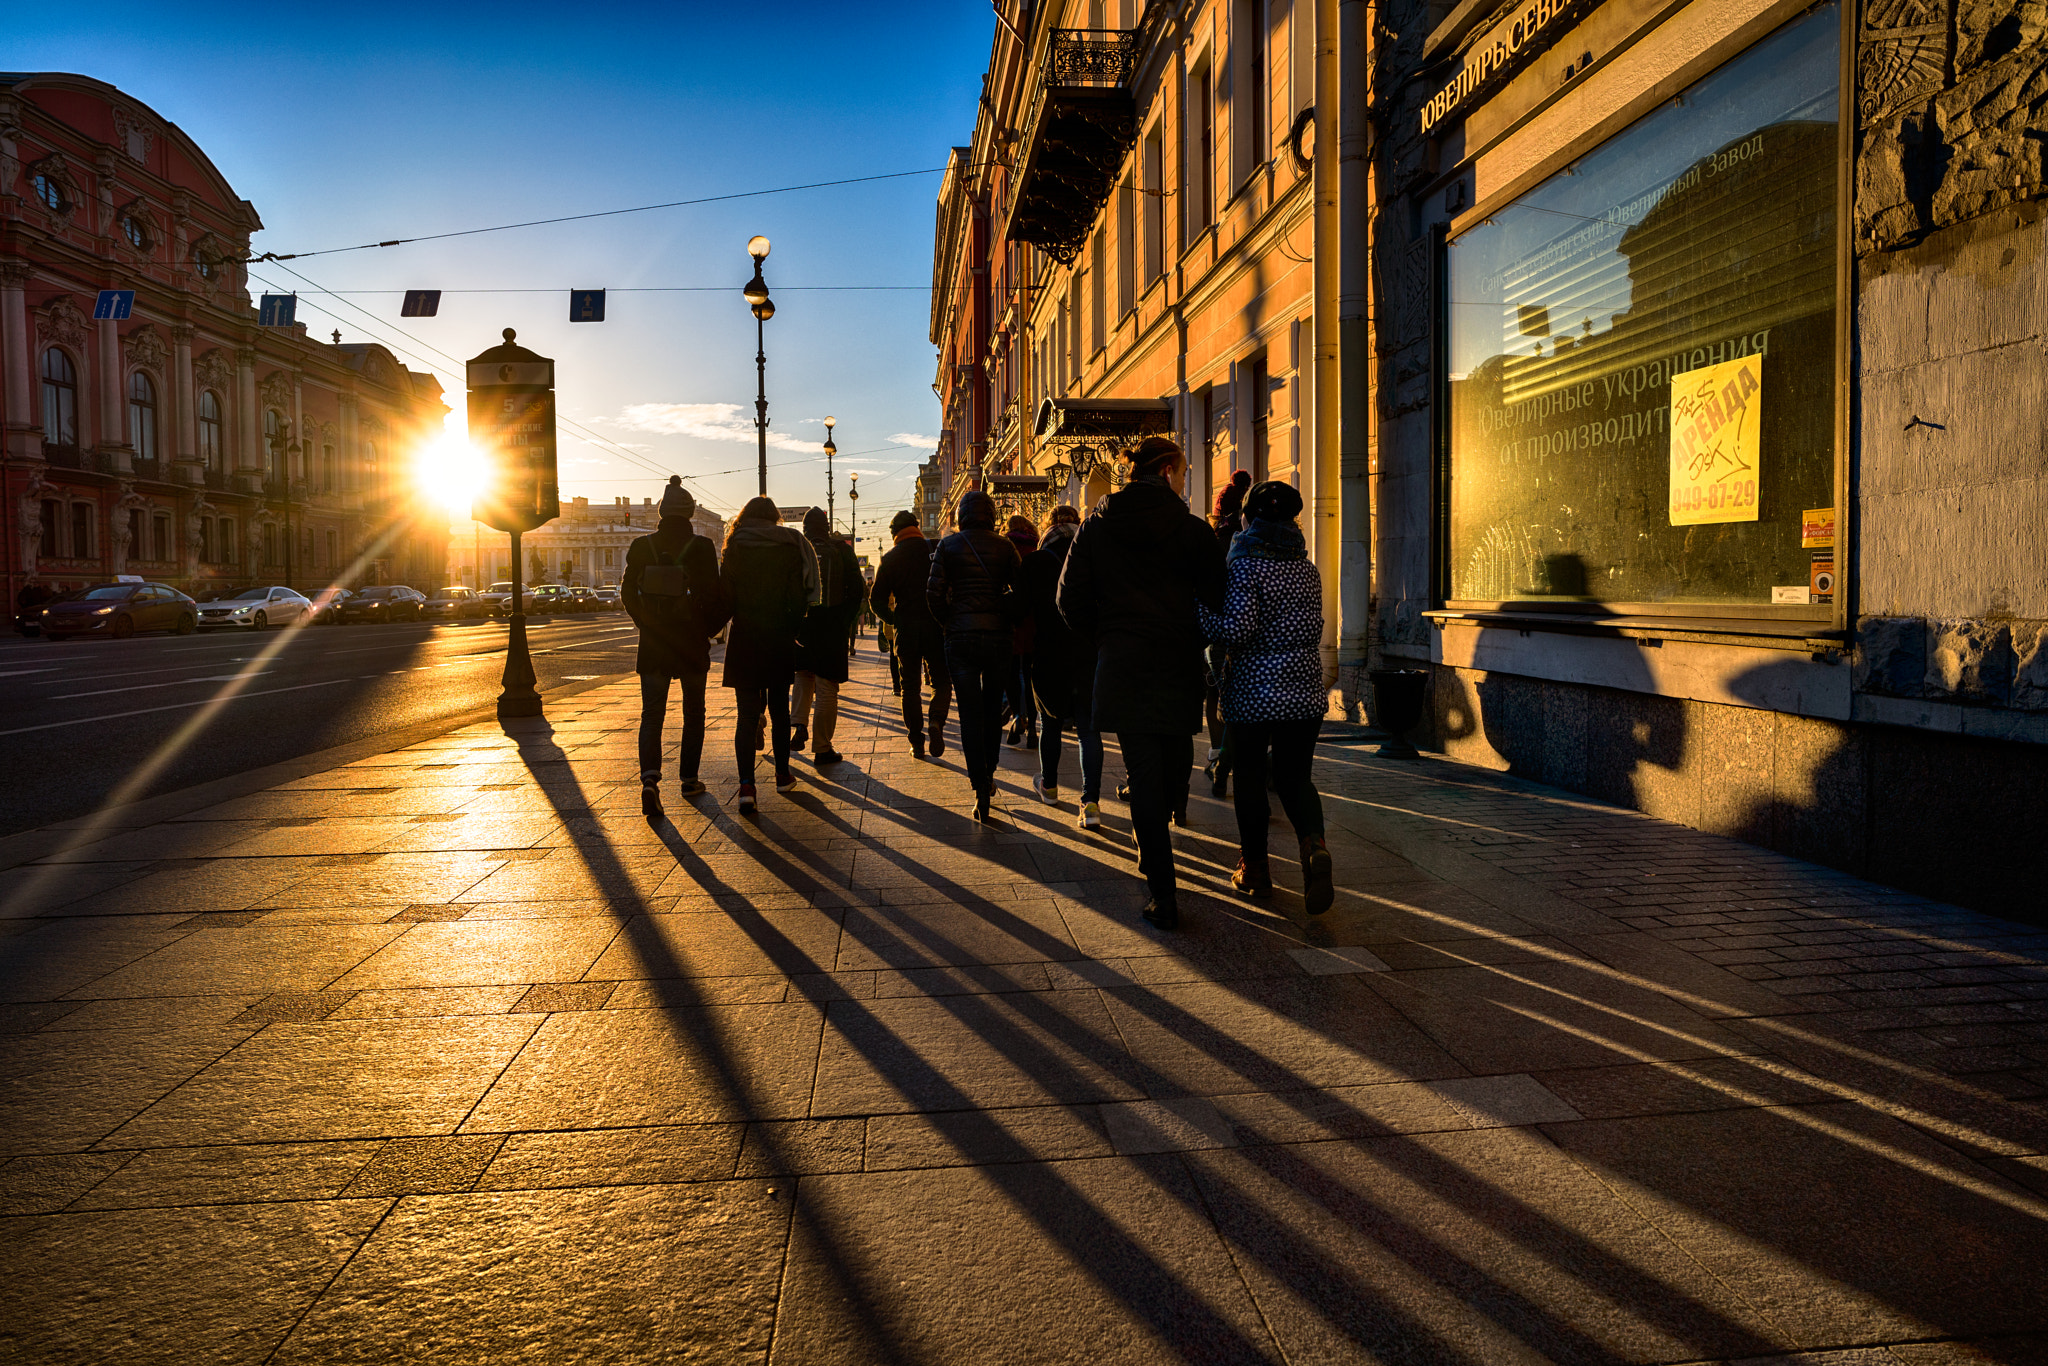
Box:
left=336, top=585, right=426, bottom=623
left=478, top=581, right=535, bottom=616
left=196, top=585, right=312, bottom=630
left=595, top=586, right=622, bottom=609
left=423, top=586, right=484, bottom=620
left=566, top=585, right=600, bottom=612
left=306, top=586, right=352, bottom=624
left=42, top=581, right=197, bottom=639
left=530, top=584, right=574, bottom=614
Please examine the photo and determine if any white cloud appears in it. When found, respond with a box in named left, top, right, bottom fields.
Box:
left=613, top=402, right=819, bottom=455
left=887, top=432, right=938, bottom=450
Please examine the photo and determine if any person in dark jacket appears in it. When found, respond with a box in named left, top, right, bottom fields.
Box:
left=1056, top=437, right=1225, bottom=928
left=720, top=497, right=818, bottom=812
left=1020, top=503, right=1104, bottom=828
left=622, top=477, right=728, bottom=818
left=870, top=510, right=952, bottom=758
left=793, top=507, right=866, bottom=765
left=1002, top=515, right=1040, bottom=752
left=1204, top=469, right=1251, bottom=798
left=928, top=490, right=1022, bottom=822
left=1198, top=480, right=1333, bottom=913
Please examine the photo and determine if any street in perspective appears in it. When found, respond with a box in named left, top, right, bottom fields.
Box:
left=4, top=1, right=2048, bottom=1364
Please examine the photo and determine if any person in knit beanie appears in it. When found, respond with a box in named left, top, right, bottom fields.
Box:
left=658, top=474, right=696, bottom=523
left=623, top=475, right=725, bottom=816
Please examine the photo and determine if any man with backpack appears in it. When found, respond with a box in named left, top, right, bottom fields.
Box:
left=623, top=476, right=728, bottom=818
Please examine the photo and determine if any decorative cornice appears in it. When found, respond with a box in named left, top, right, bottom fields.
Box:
left=124, top=323, right=168, bottom=372
left=110, top=104, right=159, bottom=163
left=193, top=348, right=234, bottom=390
left=170, top=322, right=197, bottom=345
left=0, top=260, right=31, bottom=289
left=36, top=297, right=89, bottom=350
left=234, top=347, right=258, bottom=370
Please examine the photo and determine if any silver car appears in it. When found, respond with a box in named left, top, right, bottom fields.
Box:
left=197, top=585, right=312, bottom=630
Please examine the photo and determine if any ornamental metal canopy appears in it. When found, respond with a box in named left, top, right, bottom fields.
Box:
left=1005, top=28, right=1145, bottom=265
left=1033, top=396, right=1174, bottom=448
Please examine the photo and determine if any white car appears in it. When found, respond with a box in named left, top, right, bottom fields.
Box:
left=197, top=585, right=312, bottom=630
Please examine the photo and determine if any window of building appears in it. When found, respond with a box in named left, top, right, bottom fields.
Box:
left=326, top=530, right=339, bottom=570
left=128, top=371, right=158, bottom=463
left=1116, top=178, right=1136, bottom=317
left=127, top=508, right=144, bottom=561
left=198, top=390, right=223, bottom=471
left=219, top=518, right=236, bottom=565
left=70, top=503, right=93, bottom=561
left=1142, top=125, right=1164, bottom=284
left=1443, top=5, right=1839, bottom=610
left=604, top=548, right=615, bottom=567
left=1187, top=57, right=1214, bottom=236
left=1249, top=354, right=1271, bottom=482
left=40, top=500, right=60, bottom=560
left=199, top=518, right=214, bottom=564
left=194, top=246, right=218, bottom=281
left=263, top=408, right=283, bottom=482
left=40, top=349, right=78, bottom=450
left=120, top=213, right=151, bottom=252
left=1089, top=230, right=1106, bottom=353
left=321, top=444, right=336, bottom=492
left=153, top=512, right=172, bottom=562
left=1235, top=0, right=1269, bottom=182
left=31, top=174, right=67, bottom=213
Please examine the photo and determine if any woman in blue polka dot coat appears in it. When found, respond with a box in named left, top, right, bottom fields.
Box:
left=1197, top=480, right=1335, bottom=913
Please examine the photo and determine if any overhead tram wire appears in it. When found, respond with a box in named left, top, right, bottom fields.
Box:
left=250, top=263, right=743, bottom=516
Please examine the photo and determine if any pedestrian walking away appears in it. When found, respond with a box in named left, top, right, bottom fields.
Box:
left=622, top=477, right=728, bottom=818
left=793, top=507, right=866, bottom=765
left=928, top=490, right=1023, bottom=823
left=1198, top=479, right=1334, bottom=913
left=870, top=510, right=952, bottom=758
left=1205, top=469, right=1251, bottom=798
left=1019, top=503, right=1104, bottom=829
left=1002, top=514, right=1039, bottom=753
left=1056, top=437, right=1225, bottom=928
left=719, top=497, right=818, bottom=812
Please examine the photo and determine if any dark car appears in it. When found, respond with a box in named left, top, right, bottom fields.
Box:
left=306, top=586, right=352, bottom=624
left=529, top=584, right=574, bottom=614
left=422, top=586, right=483, bottom=620
left=42, top=581, right=197, bottom=639
left=566, top=586, right=600, bottom=613
left=337, top=585, right=426, bottom=623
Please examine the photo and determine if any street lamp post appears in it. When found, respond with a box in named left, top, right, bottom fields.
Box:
left=847, top=472, right=859, bottom=562
left=742, top=236, right=774, bottom=497
left=823, top=416, right=837, bottom=532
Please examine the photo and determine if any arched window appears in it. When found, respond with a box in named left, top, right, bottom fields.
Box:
left=128, top=372, right=158, bottom=464
left=40, top=349, right=78, bottom=451
left=197, top=391, right=223, bottom=471
left=263, top=408, right=283, bottom=482
left=31, top=174, right=67, bottom=213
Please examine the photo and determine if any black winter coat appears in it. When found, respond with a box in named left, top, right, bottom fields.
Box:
left=927, top=528, right=1021, bottom=636
left=622, top=528, right=725, bottom=678
left=870, top=531, right=942, bottom=652
left=719, top=523, right=810, bottom=690
left=1055, top=479, right=1225, bottom=734
left=796, top=535, right=866, bottom=683
left=1021, top=528, right=1091, bottom=723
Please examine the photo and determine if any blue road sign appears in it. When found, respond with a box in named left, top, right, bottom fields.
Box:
left=92, top=290, right=135, bottom=321
left=401, top=289, right=441, bottom=318
left=569, top=290, right=606, bottom=323
left=259, top=294, right=297, bottom=327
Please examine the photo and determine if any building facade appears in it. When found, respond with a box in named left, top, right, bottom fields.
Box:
left=450, top=496, right=725, bottom=589
left=1, top=73, right=448, bottom=607
left=938, top=1, right=2048, bottom=913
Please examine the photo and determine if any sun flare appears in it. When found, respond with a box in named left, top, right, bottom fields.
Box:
left=417, top=434, right=486, bottom=516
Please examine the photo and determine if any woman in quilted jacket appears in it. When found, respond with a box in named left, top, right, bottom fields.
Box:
left=1197, top=480, right=1335, bottom=914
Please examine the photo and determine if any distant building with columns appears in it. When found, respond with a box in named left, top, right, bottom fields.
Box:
left=1, top=72, right=448, bottom=604
left=450, top=495, right=724, bottom=589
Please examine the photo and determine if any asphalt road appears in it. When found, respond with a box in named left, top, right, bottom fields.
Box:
left=0, top=611, right=648, bottom=837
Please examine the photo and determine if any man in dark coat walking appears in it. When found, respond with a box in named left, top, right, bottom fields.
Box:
left=794, top=507, right=866, bottom=765
left=1056, top=438, right=1225, bottom=927
left=622, top=477, right=727, bottom=817
left=869, top=510, right=951, bottom=759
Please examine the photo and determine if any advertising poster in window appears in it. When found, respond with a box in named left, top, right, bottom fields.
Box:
left=1669, top=354, right=1762, bottom=525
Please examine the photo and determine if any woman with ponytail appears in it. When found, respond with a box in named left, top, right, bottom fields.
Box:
left=1198, top=479, right=1335, bottom=914
left=1055, top=437, right=1225, bottom=929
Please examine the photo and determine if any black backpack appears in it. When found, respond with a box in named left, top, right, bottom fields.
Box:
left=638, top=536, right=703, bottom=627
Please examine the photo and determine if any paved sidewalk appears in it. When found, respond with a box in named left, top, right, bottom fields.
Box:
left=2, top=648, right=2046, bottom=1364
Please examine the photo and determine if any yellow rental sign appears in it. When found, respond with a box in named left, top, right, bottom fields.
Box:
left=1668, top=354, right=1762, bottom=525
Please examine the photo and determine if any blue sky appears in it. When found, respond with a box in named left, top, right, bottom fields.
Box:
left=15, top=1, right=995, bottom=558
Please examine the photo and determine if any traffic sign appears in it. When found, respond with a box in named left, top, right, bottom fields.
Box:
left=569, top=290, right=605, bottom=323
left=401, top=289, right=441, bottom=317
left=466, top=329, right=559, bottom=535
left=259, top=294, right=297, bottom=327
left=93, top=290, right=134, bottom=321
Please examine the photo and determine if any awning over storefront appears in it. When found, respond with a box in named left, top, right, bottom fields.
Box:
left=1033, top=397, right=1173, bottom=447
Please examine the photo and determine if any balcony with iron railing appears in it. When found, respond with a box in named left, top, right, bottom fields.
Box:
left=1006, top=28, right=1146, bottom=266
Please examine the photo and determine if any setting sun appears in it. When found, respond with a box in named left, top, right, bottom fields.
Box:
left=417, top=432, right=486, bottom=516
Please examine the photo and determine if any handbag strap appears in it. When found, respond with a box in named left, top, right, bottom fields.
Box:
left=961, top=532, right=1007, bottom=593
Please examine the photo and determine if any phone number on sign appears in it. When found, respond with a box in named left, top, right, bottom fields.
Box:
left=1671, top=480, right=1757, bottom=516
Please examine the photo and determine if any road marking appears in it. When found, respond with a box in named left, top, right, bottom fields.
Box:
left=53, top=672, right=273, bottom=699
left=0, top=668, right=61, bottom=678
left=0, top=678, right=352, bottom=736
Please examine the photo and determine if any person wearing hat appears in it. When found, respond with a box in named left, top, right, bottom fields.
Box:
left=622, top=476, right=727, bottom=818
left=927, top=490, right=1022, bottom=822
left=719, top=496, right=818, bottom=811
left=793, top=507, right=866, bottom=765
left=870, top=509, right=952, bottom=759
left=1197, top=478, right=1334, bottom=913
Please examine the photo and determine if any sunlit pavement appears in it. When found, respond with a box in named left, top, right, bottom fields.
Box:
left=2, top=647, right=2046, bottom=1365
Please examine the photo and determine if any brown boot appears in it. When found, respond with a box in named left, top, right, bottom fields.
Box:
left=1301, top=836, right=1334, bottom=915
left=1231, top=855, right=1273, bottom=899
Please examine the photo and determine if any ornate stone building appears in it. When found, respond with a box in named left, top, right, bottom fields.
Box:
left=450, top=496, right=725, bottom=589
left=1, top=73, right=448, bottom=605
